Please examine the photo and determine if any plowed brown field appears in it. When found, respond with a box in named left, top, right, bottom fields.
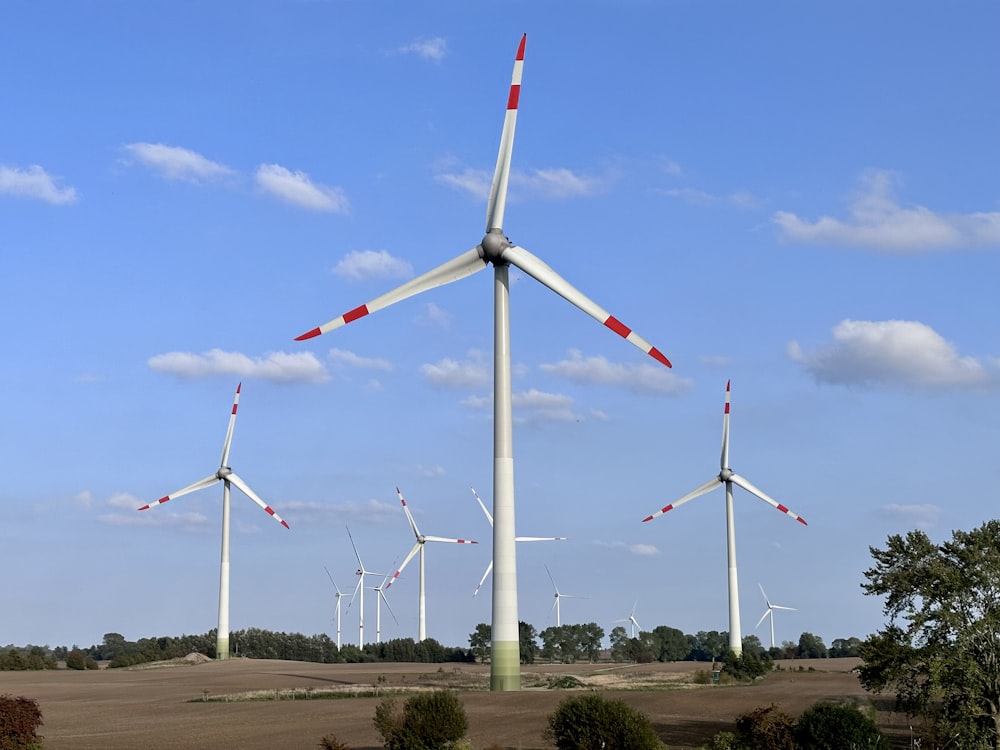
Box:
left=0, top=657, right=909, bottom=749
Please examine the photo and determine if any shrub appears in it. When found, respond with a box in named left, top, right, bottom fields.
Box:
left=318, top=734, right=350, bottom=750
left=795, top=702, right=888, bottom=750
left=0, top=694, right=43, bottom=750
left=545, top=693, right=665, bottom=750
left=733, top=704, right=795, bottom=750
left=373, top=690, right=468, bottom=750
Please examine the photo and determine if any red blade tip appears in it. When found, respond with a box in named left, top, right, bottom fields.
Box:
left=295, top=328, right=322, bottom=341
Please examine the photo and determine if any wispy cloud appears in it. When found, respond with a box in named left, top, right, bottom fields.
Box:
left=416, top=464, right=447, bottom=478
left=148, top=348, right=329, bottom=384
left=630, top=543, right=660, bottom=557
left=397, top=36, right=448, bottom=62
left=436, top=166, right=607, bottom=201
left=422, top=351, right=489, bottom=389
left=773, top=169, right=1000, bottom=251
left=0, top=164, right=78, bottom=204
left=279, top=498, right=400, bottom=526
left=417, top=302, right=452, bottom=329
left=255, top=164, right=350, bottom=213
left=461, top=388, right=580, bottom=423
left=98, top=492, right=211, bottom=531
left=333, top=250, right=413, bottom=281
left=663, top=187, right=761, bottom=209
left=540, top=350, right=693, bottom=395
left=328, top=348, right=393, bottom=372
left=879, top=503, right=941, bottom=530
left=123, top=142, right=233, bottom=183
left=789, top=319, right=996, bottom=389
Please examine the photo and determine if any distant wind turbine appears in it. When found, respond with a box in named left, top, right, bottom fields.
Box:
left=292, top=34, right=671, bottom=691
left=324, top=567, right=345, bottom=650
left=545, top=564, right=581, bottom=628
left=137, top=383, right=289, bottom=660
left=370, top=570, right=399, bottom=644
left=385, top=487, right=478, bottom=642
left=642, top=381, right=807, bottom=656
left=471, top=486, right=566, bottom=597
left=346, top=526, right=384, bottom=647
left=615, top=601, right=643, bottom=638
left=755, top=583, right=796, bottom=649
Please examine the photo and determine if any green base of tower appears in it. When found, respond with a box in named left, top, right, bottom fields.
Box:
left=490, top=640, right=520, bottom=691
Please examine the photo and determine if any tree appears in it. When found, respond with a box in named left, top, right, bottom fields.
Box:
left=733, top=704, right=795, bottom=750
left=373, top=690, right=468, bottom=750
left=609, top=626, right=631, bottom=662
left=797, top=632, right=828, bottom=659
left=651, top=625, right=689, bottom=662
left=829, top=636, right=861, bottom=658
left=545, top=694, right=665, bottom=750
left=518, top=621, right=538, bottom=664
left=469, top=623, right=491, bottom=664
left=859, top=521, right=1000, bottom=749
left=795, top=702, right=888, bottom=750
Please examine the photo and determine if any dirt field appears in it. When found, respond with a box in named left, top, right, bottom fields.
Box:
left=0, top=657, right=908, bottom=749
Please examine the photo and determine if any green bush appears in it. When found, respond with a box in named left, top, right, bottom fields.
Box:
left=545, top=693, right=665, bottom=750
left=0, top=694, right=43, bottom=750
left=733, top=704, right=795, bottom=750
left=318, top=734, right=350, bottom=750
left=373, top=690, right=468, bottom=750
left=795, top=702, right=888, bottom=750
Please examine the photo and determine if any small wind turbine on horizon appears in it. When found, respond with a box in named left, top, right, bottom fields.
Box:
left=370, top=569, right=399, bottom=645
left=756, top=583, right=796, bottom=650
left=615, top=601, right=643, bottom=638
left=137, top=383, right=289, bottom=661
left=292, top=34, right=672, bottom=691
left=641, top=381, right=807, bottom=656
left=471, top=486, right=566, bottom=597
left=346, top=526, right=385, bottom=647
left=545, top=564, right=581, bottom=628
left=385, top=487, right=478, bottom=642
left=324, top=567, right=345, bottom=650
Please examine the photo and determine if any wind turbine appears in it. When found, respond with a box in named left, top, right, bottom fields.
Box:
left=642, top=381, right=807, bottom=656
left=615, top=601, right=643, bottom=638
left=293, top=34, right=671, bottom=691
left=471, top=486, right=566, bottom=597
left=384, top=487, right=478, bottom=642
left=755, top=583, right=796, bottom=650
left=324, top=567, right=346, bottom=649
left=346, top=526, right=385, bottom=647
left=545, top=564, right=580, bottom=628
left=370, top=570, right=399, bottom=644
left=137, top=383, right=289, bottom=660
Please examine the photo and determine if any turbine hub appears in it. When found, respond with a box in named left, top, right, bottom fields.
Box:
left=217, top=466, right=233, bottom=480
left=480, top=228, right=511, bottom=263
left=719, top=468, right=733, bottom=482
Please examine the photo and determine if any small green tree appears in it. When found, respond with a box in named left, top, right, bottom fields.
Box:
left=545, top=693, right=665, bottom=750
left=723, top=648, right=772, bottom=681
left=468, top=623, right=491, bottom=664
left=373, top=690, right=467, bottom=750
left=65, top=649, right=87, bottom=671
left=0, top=694, right=43, bottom=750
left=733, top=704, right=795, bottom=750
left=795, top=702, right=888, bottom=750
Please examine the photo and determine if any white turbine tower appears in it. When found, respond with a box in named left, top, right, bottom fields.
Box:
left=346, top=526, right=384, bottom=647
left=385, top=487, right=478, bottom=642
left=137, top=383, right=289, bottom=661
left=615, top=601, right=643, bottom=638
left=471, top=486, right=566, bottom=597
left=293, top=34, right=671, bottom=691
left=324, top=567, right=345, bottom=650
left=756, top=583, right=796, bottom=650
left=370, top=571, right=399, bottom=644
left=545, top=564, right=580, bottom=628
left=642, top=381, right=807, bottom=656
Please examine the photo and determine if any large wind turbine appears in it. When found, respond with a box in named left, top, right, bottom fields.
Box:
left=346, top=526, right=384, bottom=647
left=545, top=564, right=580, bottom=628
left=471, top=486, right=566, bottom=597
left=293, top=34, right=671, bottom=691
left=755, top=583, right=796, bottom=650
left=324, top=567, right=345, bottom=649
left=137, top=383, right=289, bottom=660
left=642, top=381, right=806, bottom=656
left=384, top=487, right=477, bottom=642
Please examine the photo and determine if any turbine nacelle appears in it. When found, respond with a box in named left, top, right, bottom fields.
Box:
left=217, top=466, right=233, bottom=480
left=480, top=228, right=512, bottom=262
left=719, top=468, right=734, bottom=482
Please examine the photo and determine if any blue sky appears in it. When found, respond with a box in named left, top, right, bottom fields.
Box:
left=2, top=1, right=998, bottom=653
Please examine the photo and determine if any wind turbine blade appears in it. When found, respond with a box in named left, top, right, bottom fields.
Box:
left=396, top=487, right=422, bottom=539
left=423, top=535, right=478, bottom=545
left=641, top=477, right=722, bottom=522
left=545, top=563, right=559, bottom=594
left=137, top=473, right=218, bottom=510
left=473, top=561, right=493, bottom=597
left=226, top=472, right=290, bottom=529
left=758, top=583, right=772, bottom=608
left=471, top=486, right=494, bottom=527
left=756, top=609, right=771, bottom=629
left=729, top=474, right=808, bottom=526
left=380, top=590, right=400, bottom=626
left=501, top=244, right=671, bottom=368
left=485, top=33, right=526, bottom=233
left=384, top=542, right=421, bottom=590
left=220, top=383, right=241, bottom=468
left=295, top=249, right=487, bottom=340
left=721, top=380, right=731, bottom=470
left=346, top=576, right=362, bottom=611
left=772, top=605, right=797, bottom=612
left=514, top=536, right=567, bottom=542
left=324, top=566, right=341, bottom=594
left=346, top=526, right=364, bottom=568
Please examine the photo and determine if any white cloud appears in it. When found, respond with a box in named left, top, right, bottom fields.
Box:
left=773, top=169, right=1000, bottom=251
left=422, top=352, right=489, bottom=389
left=460, top=388, right=580, bottom=423
left=74, top=491, right=93, bottom=507
left=540, top=349, right=693, bottom=395
left=436, top=168, right=492, bottom=200
left=328, top=348, right=393, bottom=372
left=255, top=163, right=350, bottom=213
left=123, top=142, right=233, bottom=182
left=0, top=164, right=77, bottom=204
left=416, top=464, right=447, bottom=478
left=417, top=302, right=451, bottom=328
left=278, top=498, right=400, bottom=525
left=148, top=348, right=329, bottom=384
left=663, top=187, right=761, bottom=209
left=879, top=503, right=941, bottom=530
left=435, top=166, right=606, bottom=201
left=630, top=543, right=660, bottom=557
left=398, top=37, right=448, bottom=62
left=788, top=319, right=995, bottom=388
left=333, top=250, right=413, bottom=281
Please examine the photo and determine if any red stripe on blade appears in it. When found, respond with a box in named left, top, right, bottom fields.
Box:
left=603, top=315, right=631, bottom=338
left=343, top=304, right=370, bottom=324
left=507, top=85, right=520, bottom=110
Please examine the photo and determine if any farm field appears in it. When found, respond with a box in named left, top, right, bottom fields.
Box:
left=0, top=657, right=906, bottom=749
